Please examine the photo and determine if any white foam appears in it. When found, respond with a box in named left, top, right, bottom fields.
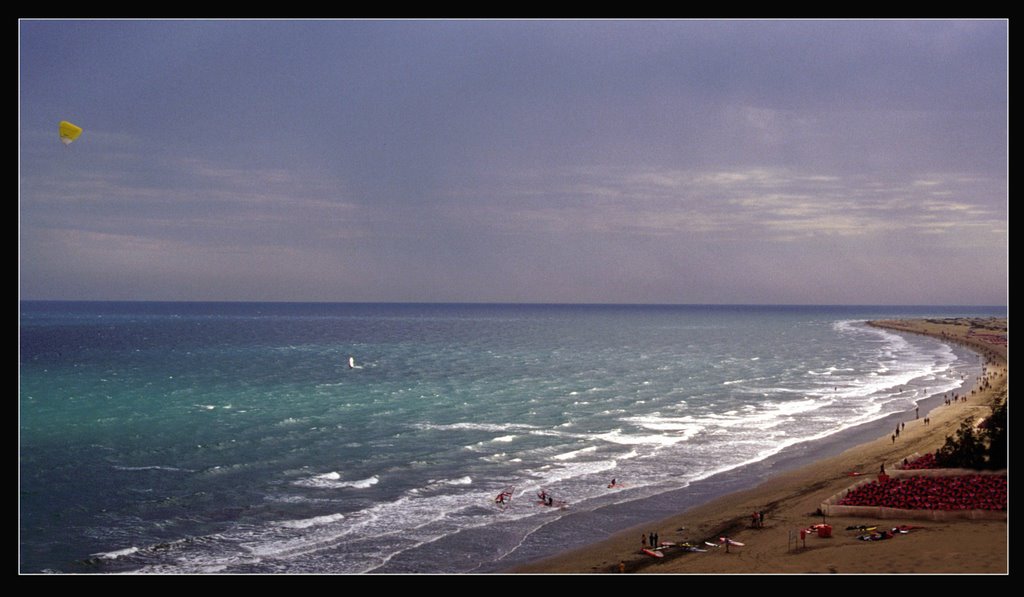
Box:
left=594, top=428, right=689, bottom=448
left=294, top=473, right=379, bottom=489
left=492, top=435, right=517, bottom=443
left=92, top=546, right=140, bottom=559
left=527, top=458, right=620, bottom=485
left=113, top=465, right=195, bottom=473
left=765, top=398, right=824, bottom=416
left=621, top=415, right=703, bottom=438
left=723, top=376, right=769, bottom=385
left=527, top=428, right=570, bottom=438
left=552, top=446, right=598, bottom=461
left=277, top=513, right=346, bottom=529
left=412, top=422, right=538, bottom=433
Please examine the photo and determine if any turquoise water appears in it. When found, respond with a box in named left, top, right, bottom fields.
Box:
left=19, top=302, right=1003, bottom=573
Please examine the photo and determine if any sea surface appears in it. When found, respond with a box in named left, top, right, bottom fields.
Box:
left=19, top=302, right=1005, bottom=574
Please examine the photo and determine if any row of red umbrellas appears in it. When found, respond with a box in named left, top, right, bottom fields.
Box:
left=899, top=453, right=937, bottom=470
left=838, top=474, right=1006, bottom=511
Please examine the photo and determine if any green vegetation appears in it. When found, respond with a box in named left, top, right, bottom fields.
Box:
left=934, top=392, right=1007, bottom=470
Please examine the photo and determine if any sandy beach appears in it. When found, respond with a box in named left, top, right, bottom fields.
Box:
left=513, top=318, right=1007, bottom=574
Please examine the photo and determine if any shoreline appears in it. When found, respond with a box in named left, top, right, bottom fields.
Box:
left=510, top=317, right=1007, bottom=574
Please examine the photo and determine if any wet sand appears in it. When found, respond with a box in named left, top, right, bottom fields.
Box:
left=513, top=317, right=1007, bottom=574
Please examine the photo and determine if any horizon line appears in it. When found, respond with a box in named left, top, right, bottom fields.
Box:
left=18, top=299, right=1009, bottom=309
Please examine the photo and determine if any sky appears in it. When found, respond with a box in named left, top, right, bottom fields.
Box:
left=19, top=20, right=1007, bottom=305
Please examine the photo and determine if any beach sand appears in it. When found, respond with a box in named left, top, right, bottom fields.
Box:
left=513, top=318, right=1007, bottom=574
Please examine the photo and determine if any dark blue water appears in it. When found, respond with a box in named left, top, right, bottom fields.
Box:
left=19, top=302, right=1004, bottom=573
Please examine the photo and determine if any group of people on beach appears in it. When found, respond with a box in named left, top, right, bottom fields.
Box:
left=751, top=510, right=765, bottom=529
left=891, top=421, right=905, bottom=444
left=641, top=531, right=659, bottom=548
left=943, top=392, right=966, bottom=406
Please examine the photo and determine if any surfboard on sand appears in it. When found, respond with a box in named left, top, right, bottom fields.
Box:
left=641, top=548, right=664, bottom=558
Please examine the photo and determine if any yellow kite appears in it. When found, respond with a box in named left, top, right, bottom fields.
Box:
left=59, top=121, right=83, bottom=146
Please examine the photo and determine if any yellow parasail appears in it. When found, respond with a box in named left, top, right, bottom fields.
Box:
left=59, top=121, right=83, bottom=146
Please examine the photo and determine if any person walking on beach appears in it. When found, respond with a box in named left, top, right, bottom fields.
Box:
left=916, top=406, right=919, bottom=419
left=641, top=534, right=647, bottom=548
left=759, top=510, right=765, bottom=528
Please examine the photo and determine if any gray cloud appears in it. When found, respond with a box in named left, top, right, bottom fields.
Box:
left=19, top=20, right=1006, bottom=304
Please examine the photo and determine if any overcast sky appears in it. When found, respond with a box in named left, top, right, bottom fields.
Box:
left=19, top=20, right=1007, bottom=305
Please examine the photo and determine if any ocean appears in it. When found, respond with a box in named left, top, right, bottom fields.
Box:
left=18, top=302, right=1005, bottom=574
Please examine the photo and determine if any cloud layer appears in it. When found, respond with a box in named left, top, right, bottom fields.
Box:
left=20, top=20, right=1007, bottom=304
